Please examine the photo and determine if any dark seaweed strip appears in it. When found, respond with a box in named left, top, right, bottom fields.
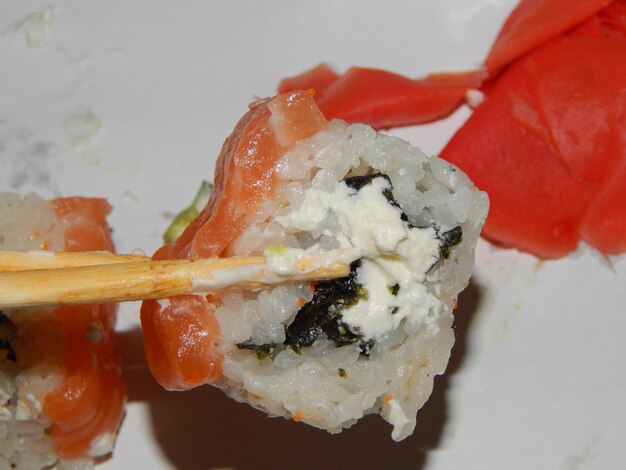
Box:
left=438, top=226, right=463, bottom=259
left=236, top=340, right=277, bottom=360
left=284, top=260, right=365, bottom=349
left=343, top=173, right=389, bottom=191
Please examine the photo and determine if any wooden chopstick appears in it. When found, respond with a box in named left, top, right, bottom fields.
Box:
left=0, top=250, right=148, bottom=272
left=0, top=250, right=353, bottom=308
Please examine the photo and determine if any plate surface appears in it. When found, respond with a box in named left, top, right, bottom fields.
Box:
left=1, top=1, right=624, bottom=469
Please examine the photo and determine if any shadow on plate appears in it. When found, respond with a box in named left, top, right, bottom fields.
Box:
left=115, top=279, right=482, bottom=470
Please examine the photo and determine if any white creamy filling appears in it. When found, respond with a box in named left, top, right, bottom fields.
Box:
left=276, top=176, right=442, bottom=340
left=191, top=264, right=267, bottom=292
left=264, top=246, right=361, bottom=275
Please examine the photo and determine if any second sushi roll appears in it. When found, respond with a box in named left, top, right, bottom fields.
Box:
left=0, top=194, right=126, bottom=469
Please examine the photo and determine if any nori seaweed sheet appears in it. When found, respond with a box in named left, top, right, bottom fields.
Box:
left=284, top=259, right=367, bottom=350
left=438, top=226, right=463, bottom=259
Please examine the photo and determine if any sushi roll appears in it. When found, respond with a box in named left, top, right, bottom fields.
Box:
left=141, top=91, right=488, bottom=440
left=0, top=193, right=125, bottom=469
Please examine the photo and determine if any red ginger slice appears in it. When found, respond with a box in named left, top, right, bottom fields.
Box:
left=440, top=54, right=593, bottom=258
left=523, top=35, right=626, bottom=254
left=579, top=145, right=626, bottom=254
left=278, top=65, right=481, bottom=130
left=278, top=63, right=340, bottom=100
left=484, top=0, right=613, bottom=73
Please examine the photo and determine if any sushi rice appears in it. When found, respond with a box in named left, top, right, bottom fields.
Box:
left=206, top=118, right=488, bottom=440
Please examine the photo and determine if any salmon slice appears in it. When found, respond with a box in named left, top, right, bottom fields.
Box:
left=43, top=303, right=125, bottom=458
left=20, top=197, right=126, bottom=459
left=140, top=91, right=327, bottom=391
left=484, top=0, right=613, bottom=73
left=50, top=197, right=115, bottom=253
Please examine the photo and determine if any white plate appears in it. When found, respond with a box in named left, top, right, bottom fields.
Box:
left=1, top=1, right=625, bottom=469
